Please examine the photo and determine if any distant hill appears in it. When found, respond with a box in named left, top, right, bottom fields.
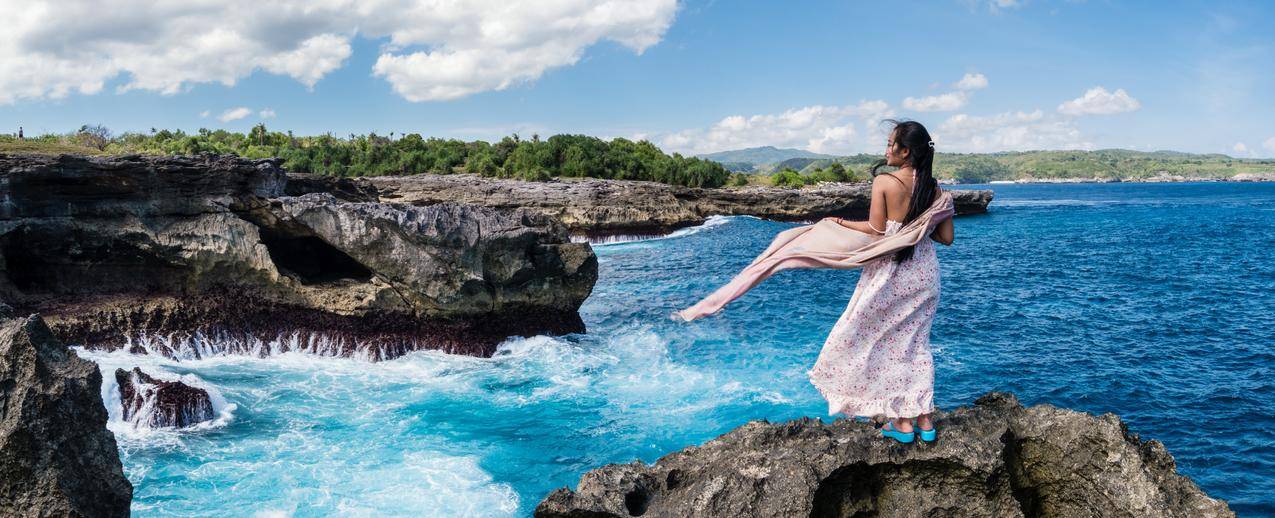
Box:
left=698, top=146, right=1273, bottom=181
left=698, top=146, right=835, bottom=169
left=714, top=146, right=1269, bottom=183
left=819, top=149, right=1274, bottom=183
left=771, top=157, right=822, bottom=172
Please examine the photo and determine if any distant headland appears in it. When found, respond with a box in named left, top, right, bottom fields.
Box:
left=702, top=145, right=1275, bottom=185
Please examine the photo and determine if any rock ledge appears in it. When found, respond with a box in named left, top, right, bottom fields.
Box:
left=537, top=392, right=1232, bottom=518
left=1, top=153, right=597, bottom=359
left=286, top=173, right=995, bottom=237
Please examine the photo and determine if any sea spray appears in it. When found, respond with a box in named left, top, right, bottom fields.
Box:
left=572, top=214, right=749, bottom=246
left=80, top=348, right=237, bottom=443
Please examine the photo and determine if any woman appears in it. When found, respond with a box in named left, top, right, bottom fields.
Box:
left=806, top=119, right=954, bottom=444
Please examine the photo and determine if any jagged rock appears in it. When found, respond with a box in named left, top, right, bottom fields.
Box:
left=1230, top=172, right=1275, bottom=182
left=536, top=392, right=1232, bottom=518
left=0, top=315, right=132, bottom=517
left=285, top=173, right=994, bottom=237
left=0, top=154, right=597, bottom=359
left=115, top=367, right=215, bottom=428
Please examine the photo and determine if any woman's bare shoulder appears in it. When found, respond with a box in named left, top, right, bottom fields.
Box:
left=872, top=173, right=906, bottom=192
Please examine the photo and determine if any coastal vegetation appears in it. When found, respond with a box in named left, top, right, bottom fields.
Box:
left=4, top=127, right=1271, bottom=187
left=768, top=162, right=863, bottom=188
left=0, top=126, right=731, bottom=188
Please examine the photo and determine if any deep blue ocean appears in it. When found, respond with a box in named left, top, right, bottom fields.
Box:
left=79, top=181, right=1275, bottom=516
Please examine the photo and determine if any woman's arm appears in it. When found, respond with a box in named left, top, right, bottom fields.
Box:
left=832, top=218, right=877, bottom=234
left=930, top=217, right=953, bottom=245
left=929, top=186, right=954, bottom=245
left=828, top=175, right=892, bottom=235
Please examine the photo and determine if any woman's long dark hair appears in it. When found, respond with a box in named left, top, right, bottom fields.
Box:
left=869, top=119, right=937, bottom=263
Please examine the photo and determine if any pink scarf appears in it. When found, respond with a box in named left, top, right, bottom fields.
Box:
left=675, top=191, right=955, bottom=321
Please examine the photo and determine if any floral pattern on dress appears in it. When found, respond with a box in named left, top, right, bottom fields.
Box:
left=806, top=173, right=941, bottom=419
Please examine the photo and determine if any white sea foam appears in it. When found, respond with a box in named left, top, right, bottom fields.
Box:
left=573, top=214, right=747, bottom=246
left=119, top=330, right=393, bottom=362
left=77, top=322, right=783, bottom=515
left=79, top=343, right=524, bottom=516
left=77, top=347, right=237, bottom=446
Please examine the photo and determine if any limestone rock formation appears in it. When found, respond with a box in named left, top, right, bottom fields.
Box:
left=0, top=154, right=597, bottom=359
left=115, top=367, right=216, bottom=428
left=536, top=392, right=1232, bottom=518
left=285, top=173, right=995, bottom=237
left=0, top=314, right=133, bottom=517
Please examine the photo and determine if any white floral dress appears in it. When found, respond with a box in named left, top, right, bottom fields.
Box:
left=806, top=173, right=940, bottom=419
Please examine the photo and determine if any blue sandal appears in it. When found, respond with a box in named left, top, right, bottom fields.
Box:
left=880, top=421, right=915, bottom=443
left=918, top=425, right=936, bottom=442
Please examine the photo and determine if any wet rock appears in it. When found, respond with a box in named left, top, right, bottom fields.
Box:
left=287, top=173, right=994, bottom=237
left=0, top=314, right=132, bottom=517
left=0, top=154, right=596, bottom=359
left=115, top=367, right=215, bottom=428
left=536, top=392, right=1232, bottom=518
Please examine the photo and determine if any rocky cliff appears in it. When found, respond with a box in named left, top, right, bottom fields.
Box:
left=285, top=173, right=995, bottom=237
left=0, top=314, right=133, bottom=517
left=0, top=154, right=597, bottom=359
left=537, top=392, right=1232, bottom=518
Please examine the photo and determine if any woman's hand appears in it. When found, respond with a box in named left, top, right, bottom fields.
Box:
left=824, top=217, right=878, bottom=235
left=821, top=216, right=852, bottom=229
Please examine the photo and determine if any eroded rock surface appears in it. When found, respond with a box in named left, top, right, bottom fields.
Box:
left=0, top=154, right=596, bottom=359
left=285, top=173, right=995, bottom=237
left=0, top=314, right=132, bottom=517
left=537, top=392, right=1232, bottom=518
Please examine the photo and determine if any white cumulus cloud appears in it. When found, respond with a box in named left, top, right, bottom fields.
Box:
left=903, top=73, right=988, bottom=112
left=1263, top=137, right=1275, bottom=152
left=935, top=109, right=1093, bottom=152
left=372, top=1, right=678, bottom=101
left=964, top=0, right=1022, bottom=13
left=1057, top=87, right=1141, bottom=116
left=259, top=109, right=277, bottom=119
left=659, top=101, right=895, bottom=156
left=954, top=73, right=989, bottom=91
left=217, top=107, right=253, bottom=123
left=988, top=0, right=1022, bottom=11
left=0, top=0, right=677, bottom=104
left=1232, top=142, right=1248, bottom=154
left=903, top=92, right=969, bottom=112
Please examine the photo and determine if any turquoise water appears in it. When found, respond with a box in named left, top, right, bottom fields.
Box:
left=80, top=181, right=1275, bottom=516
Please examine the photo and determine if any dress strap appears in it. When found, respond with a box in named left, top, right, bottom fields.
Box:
left=880, top=172, right=905, bottom=187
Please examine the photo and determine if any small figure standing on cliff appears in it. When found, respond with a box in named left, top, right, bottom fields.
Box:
left=17, top=126, right=22, bottom=140
left=807, top=120, right=954, bottom=444
left=675, top=119, right=955, bottom=444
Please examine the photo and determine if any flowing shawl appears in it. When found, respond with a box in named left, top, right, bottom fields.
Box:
left=675, top=191, right=955, bottom=321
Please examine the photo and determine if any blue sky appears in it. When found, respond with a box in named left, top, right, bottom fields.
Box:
left=2, top=0, right=1272, bottom=157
